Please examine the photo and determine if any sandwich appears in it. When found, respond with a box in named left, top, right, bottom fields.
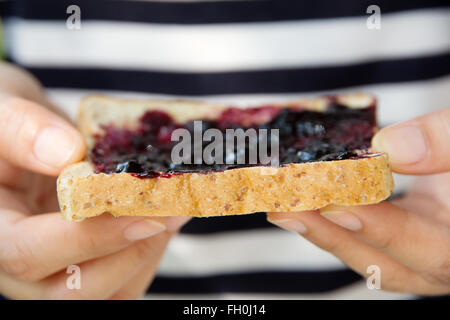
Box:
left=57, top=93, right=394, bottom=221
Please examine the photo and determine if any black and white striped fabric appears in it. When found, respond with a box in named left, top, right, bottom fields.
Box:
left=1, top=0, right=449, bottom=299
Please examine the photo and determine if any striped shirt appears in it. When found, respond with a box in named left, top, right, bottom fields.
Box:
left=1, top=0, right=449, bottom=299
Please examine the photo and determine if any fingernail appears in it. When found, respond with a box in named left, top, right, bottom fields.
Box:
left=372, top=125, right=427, bottom=165
left=320, top=211, right=362, bottom=231
left=268, top=219, right=307, bottom=234
left=33, top=126, right=77, bottom=169
left=165, top=216, right=191, bottom=232
left=124, top=219, right=166, bottom=241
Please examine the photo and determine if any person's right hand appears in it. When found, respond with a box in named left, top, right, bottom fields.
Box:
left=268, top=108, right=450, bottom=295
left=0, top=62, right=190, bottom=299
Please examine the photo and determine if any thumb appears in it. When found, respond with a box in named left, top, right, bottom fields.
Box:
left=0, top=97, right=86, bottom=176
left=372, top=108, right=450, bottom=175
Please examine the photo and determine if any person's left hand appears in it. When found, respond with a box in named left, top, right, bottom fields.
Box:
left=267, top=109, right=450, bottom=295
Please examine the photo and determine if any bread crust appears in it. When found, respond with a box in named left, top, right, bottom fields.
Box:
left=57, top=94, right=393, bottom=221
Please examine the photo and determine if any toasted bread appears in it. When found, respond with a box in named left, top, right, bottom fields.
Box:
left=57, top=94, right=394, bottom=221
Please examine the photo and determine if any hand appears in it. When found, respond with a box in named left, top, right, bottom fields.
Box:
left=0, top=62, right=191, bottom=299
left=268, top=108, right=450, bottom=295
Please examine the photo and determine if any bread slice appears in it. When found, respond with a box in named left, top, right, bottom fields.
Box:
left=57, top=94, right=394, bottom=221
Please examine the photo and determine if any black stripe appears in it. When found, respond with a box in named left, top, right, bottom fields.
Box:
left=18, top=53, right=450, bottom=95
left=417, top=295, right=450, bottom=300
left=181, top=213, right=273, bottom=234
left=148, top=269, right=361, bottom=294
left=1, top=0, right=449, bottom=24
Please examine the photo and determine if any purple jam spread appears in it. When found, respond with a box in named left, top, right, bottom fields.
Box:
left=91, top=101, right=376, bottom=178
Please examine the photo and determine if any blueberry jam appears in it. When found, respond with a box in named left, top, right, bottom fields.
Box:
left=91, top=102, right=376, bottom=178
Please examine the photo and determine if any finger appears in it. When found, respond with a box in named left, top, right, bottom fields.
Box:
left=0, top=97, right=86, bottom=176
left=21, top=174, right=60, bottom=214
left=0, top=210, right=167, bottom=282
left=267, top=211, right=417, bottom=290
left=42, top=232, right=172, bottom=300
left=0, top=188, right=31, bottom=214
left=0, top=269, right=44, bottom=299
left=0, top=216, right=189, bottom=300
left=408, top=173, right=450, bottom=214
left=319, top=203, right=450, bottom=286
left=0, top=62, right=46, bottom=105
left=392, top=175, right=450, bottom=226
left=372, top=108, right=450, bottom=174
left=108, top=260, right=159, bottom=300
left=267, top=211, right=448, bottom=295
left=109, top=217, right=190, bottom=299
left=0, top=159, right=27, bottom=191
left=165, top=216, right=192, bottom=233
left=0, top=232, right=172, bottom=300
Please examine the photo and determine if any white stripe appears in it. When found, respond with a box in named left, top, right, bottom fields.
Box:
left=143, top=282, right=414, bottom=299
left=158, top=229, right=345, bottom=276
left=5, top=9, right=450, bottom=72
